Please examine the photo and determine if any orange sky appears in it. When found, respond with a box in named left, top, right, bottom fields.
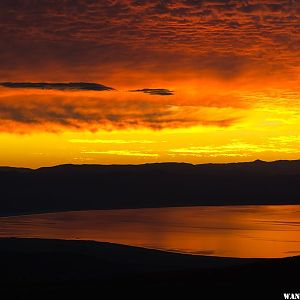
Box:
left=1, top=0, right=300, bottom=167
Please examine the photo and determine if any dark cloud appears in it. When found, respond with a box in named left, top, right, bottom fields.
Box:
left=129, top=88, right=174, bottom=96
left=238, top=4, right=262, bottom=13
left=0, top=82, right=114, bottom=91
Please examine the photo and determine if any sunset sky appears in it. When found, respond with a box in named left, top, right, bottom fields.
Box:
left=1, top=0, right=300, bottom=167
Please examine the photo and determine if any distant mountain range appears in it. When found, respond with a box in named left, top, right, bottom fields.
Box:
left=1, top=159, right=300, bottom=216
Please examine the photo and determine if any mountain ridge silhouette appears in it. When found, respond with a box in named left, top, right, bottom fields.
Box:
left=1, top=159, right=300, bottom=216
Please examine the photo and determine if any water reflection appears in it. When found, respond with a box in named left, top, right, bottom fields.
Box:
left=1, top=205, right=300, bottom=258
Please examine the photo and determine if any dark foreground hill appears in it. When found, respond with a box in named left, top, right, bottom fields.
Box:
left=0, top=238, right=299, bottom=298
left=1, top=160, right=300, bottom=215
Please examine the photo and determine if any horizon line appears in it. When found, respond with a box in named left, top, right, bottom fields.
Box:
left=1, top=158, right=300, bottom=171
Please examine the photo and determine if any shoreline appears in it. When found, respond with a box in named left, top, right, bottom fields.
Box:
left=1, top=202, right=300, bottom=218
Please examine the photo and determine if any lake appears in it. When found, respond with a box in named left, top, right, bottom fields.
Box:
left=1, top=205, right=300, bottom=258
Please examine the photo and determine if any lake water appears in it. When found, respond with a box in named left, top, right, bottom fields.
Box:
left=1, top=205, right=300, bottom=258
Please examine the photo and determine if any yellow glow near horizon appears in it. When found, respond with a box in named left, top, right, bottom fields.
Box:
left=1, top=112, right=300, bottom=168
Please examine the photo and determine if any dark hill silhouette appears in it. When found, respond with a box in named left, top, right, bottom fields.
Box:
left=1, top=159, right=300, bottom=216
left=0, top=238, right=299, bottom=298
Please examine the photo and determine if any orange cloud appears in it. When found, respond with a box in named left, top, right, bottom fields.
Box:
left=0, top=87, right=242, bottom=133
left=0, top=0, right=299, bottom=87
